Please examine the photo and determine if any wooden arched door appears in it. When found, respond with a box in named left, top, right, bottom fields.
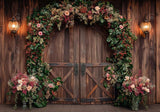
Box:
left=44, top=25, right=113, bottom=104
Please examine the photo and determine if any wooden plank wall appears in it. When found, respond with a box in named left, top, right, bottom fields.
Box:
left=156, top=0, right=160, bottom=103
left=122, top=0, right=156, bottom=104
left=0, top=0, right=159, bottom=104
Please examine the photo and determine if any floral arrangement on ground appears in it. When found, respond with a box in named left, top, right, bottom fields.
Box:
left=7, top=0, right=140, bottom=109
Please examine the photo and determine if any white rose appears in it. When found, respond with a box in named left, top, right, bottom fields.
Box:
left=30, top=76, right=36, bottom=81
left=145, top=88, right=150, bottom=93
left=124, top=76, right=130, bottom=81
left=17, top=85, right=22, bottom=91
left=146, top=78, right=150, bottom=83
left=130, top=84, right=135, bottom=89
left=18, top=79, right=23, bottom=84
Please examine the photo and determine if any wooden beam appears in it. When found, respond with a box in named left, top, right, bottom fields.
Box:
left=0, top=0, right=4, bottom=104
left=156, top=0, right=160, bottom=103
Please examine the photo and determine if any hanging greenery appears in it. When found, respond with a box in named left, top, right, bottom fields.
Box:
left=24, top=0, right=137, bottom=108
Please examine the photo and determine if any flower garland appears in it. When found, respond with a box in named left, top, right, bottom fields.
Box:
left=25, top=1, right=136, bottom=107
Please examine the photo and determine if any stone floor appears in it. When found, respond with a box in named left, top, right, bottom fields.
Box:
left=0, top=104, right=160, bottom=112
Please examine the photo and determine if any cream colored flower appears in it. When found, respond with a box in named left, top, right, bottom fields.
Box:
left=64, top=11, right=70, bottom=16
left=145, top=88, right=150, bottom=93
left=146, top=78, right=150, bottom=83
left=124, top=76, right=130, bottom=81
left=30, top=76, right=36, bottom=81
left=17, top=85, right=22, bottom=91
left=18, top=79, right=23, bottom=84
left=130, top=84, right=135, bottom=89
left=27, top=86, right=32, bottom=91
left=95, top=6, right=100, bottom=11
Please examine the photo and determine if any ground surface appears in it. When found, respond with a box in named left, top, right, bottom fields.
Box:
left=0, top=104, right=160, bottom=112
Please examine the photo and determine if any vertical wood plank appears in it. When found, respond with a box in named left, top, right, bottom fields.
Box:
left=156, top=0, right=160, bottom=103
left=80, top=25, right=87, bottom=100
left=73, top=25, right=80, bottom=102
left=0, top=0, right=4, bottom=104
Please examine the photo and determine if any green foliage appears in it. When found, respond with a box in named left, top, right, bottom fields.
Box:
left=25, top=0, right=137, bottom=108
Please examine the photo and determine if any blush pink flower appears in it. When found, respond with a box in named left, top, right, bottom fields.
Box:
left=88, top=15, right=93, bottom=20
left=64, top=11, right=70, bottom=16
left=112, top=75, right=116, bottom=79
left=95, top=6, right=100, bottom=11
left=119, top=15, right=123, bottom=19
left=28, top=22, right=32, bottom=26
left=108, top=67, right=111, bottom=70
left=27, top=86, right=32, bottom=91
left=106, top=73, right=110, bottom=78
left=37, top=23, right=41, bottom=28
left=119, top=25, right=124, bottom=29
left=38, top=31, right=43, bottom=36
left=48, top=83, right=55, bottom=88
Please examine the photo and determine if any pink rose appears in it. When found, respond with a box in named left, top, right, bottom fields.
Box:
left=38, top=31, right=43, bottom=36
left=108, top=67, right=111, bottom=70
left=48, top=83, right=55, bottom=88
left=112, top=75, right=116, bottom=78
left=37, top=23, right=41, bottom=28
left=106, top=73, right=110, bottom=78
left=119, top=15, right=123, bottom=19
left=28, top=22, right=32, bottom=26
left=119, top=25, right=124, bottom=29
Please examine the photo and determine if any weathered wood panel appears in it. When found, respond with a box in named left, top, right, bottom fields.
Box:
left=156, top=0, right=160, bottom=103
left=0, top=0, right=4, bottom=104
left=0, top=0, right=39, bottom=104
left=122, top=0, right=156, bottom=104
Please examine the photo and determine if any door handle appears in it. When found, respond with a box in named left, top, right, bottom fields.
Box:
left=74, top=63, right=78, bottom=76
left=81, top=63, right=86, bottom=76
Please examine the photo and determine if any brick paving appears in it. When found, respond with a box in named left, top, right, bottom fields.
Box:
left=0, top=104, right=160, bottom=112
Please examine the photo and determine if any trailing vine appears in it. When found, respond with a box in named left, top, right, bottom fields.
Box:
left=25, top=0, right=136, bottom=107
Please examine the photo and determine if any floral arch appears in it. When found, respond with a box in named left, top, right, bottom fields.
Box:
left=25, top=1, right=136, bottom=107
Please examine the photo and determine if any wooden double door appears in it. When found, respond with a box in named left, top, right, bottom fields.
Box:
left=44, top=25, right=114, bottom=104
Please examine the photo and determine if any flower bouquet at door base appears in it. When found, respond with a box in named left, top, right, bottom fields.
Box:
left=103, top=66, right=118, bottom=91
left=8, top=73, right=39, bottom=109
left=122, top=74, right=154, bottom=111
